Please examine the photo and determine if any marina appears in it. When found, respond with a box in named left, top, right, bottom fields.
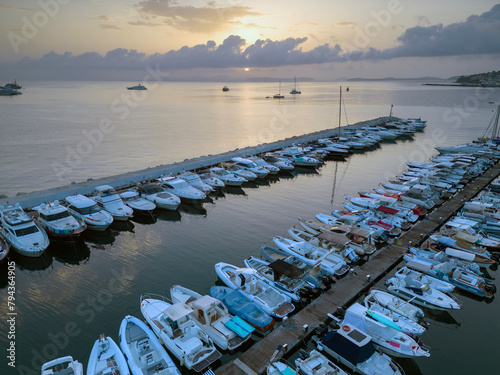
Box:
left=1, top=81, right=500, bottom=375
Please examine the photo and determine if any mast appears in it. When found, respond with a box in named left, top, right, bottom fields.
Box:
left=493, top=105, right=500, bottom=139
left=339, top=86, right=342, bottom=129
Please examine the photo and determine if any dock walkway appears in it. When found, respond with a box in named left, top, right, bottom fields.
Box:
left=216, top=162, right=500, bottom=375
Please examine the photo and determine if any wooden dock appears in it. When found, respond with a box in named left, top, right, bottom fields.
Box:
left=215, top=162, right=500, bottom=375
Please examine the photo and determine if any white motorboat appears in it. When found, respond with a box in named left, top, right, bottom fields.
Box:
left=140, top=293, right=222, bottom=373
left=394, top=266, right=454, bottom=293
left=314, top=324, right=404, bottom=375
left=208, top=167, right=247, bottom=186
left=287, top=227, right=360, bottom=263
left=261, top=153, right=295, bottom=171
left=0, top=204, right=50, bottom=257
left=386, top=277, right=461, bottom=311
left=247, top=156, right=280, bottom=174
left=127, top=84, right=147, bottom=90
left=92, top=185, right=134, bottom=221
left=157, top=176, right=207, bottom=203
left=342, top=303, right=430, bottom=358
left=169, top=285, right=253, bottom=350
left=177, top=171, right=215, bottom=193
left=33, top=200, right=87, bottom=242
left=365, top=289, right=426, bottom=325
left=136, top=183, right=180, bottom=211
left=276, top=147, right=322, bottom=167
left=119, top=190, right=156, bottom=214
left=65, top=194, right=113, bottom=231
left=294, top=349, right=348, bottom=375
left=363, top=294, right=427, bottom=336
left=231, top=157, right=270, bottom=178
left=348, top=197, right=419, bottom=223
left=267, top=361, right=297, bottom=375
left=244, top=256, right=320, bottom=303
left=197, top=171, right=225, bottom=188
left=41, top=356, right=84, bottom=375
left=221, top=163, right=258, bottom=181
left=273, top=236, right=349, bottom=277
left=215, top=262, right=295, bottom=319
left=118, top=315, right=182, bottom=375
left=87, top=334, right=130, bottom=375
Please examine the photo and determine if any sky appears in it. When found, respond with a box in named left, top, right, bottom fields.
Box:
left=1, top=0, right=500, bottom=81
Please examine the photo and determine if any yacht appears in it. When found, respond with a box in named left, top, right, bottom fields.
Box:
left=136, top=183, right=180, bottom=211
left=273, top=81, right=284, bottom=99
left=0, top=204, right=49, bottom=257
left=0, top=87, right=22, bottom=95
left=127, top=84, right=147, bottom=90
left=231, top=157, right=270, bottom=178
left=33, top=200, right=87, bottom=242
left=289, top=76, right=301, bottom=94
left=208, top=167, right=247, bottom=186
left=177, top=171, right=214, bottom=193
left=157, top=176, right=206, bottom=204
left=119, top=190, right=156, bottom=214
left=222, top=86, right=229, bottom=92
left=92, top=185, right=134, bottom=221
left=65, top=194, right=113, bottom=231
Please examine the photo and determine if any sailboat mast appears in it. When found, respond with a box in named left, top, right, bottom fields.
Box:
left=493, top=105, right=500, bottom=139
left=339, top=86, right=342, bottom=129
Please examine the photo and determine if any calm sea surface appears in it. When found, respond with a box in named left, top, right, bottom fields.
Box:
left=1, top=81, right=500, bottom=375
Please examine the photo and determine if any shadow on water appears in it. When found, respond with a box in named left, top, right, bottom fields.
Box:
left=422, top=308, right=461, bottom=328
left=178, top=203, right=207, bottom=216
left=154, top=209, right=182, bottom=223
left=110, top=219, right=135, bottom=233
left=48, top=240, right=91, bottom=266
left=222, top=186, right=247, bottom=196
left=242, top=181, right=259, bottom=189
left=9, top=249, right=54, bottom=273
left=131, top=212, right=157, bottom=225
left=83, top=228, right=116, bottom=246
left=395, top=358, right=424, bottom=375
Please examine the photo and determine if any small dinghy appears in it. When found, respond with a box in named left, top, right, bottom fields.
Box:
left=118, top=315, right=181, bottom=375
left=87, top=334, right=130, bottom=375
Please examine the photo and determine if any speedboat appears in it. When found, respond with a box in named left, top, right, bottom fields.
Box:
left=342, top=303, right=430, bottom=358
left=276, top=148, right=321, bottom=167
left=65, top=194, right=113, bottom=231
left=394, top=266, right=454, bottom=293
left=267, top=361, right=297, bottom=375
left=157, top=176, right=206, bottom=204
left=177, top=171, right=214, bottom=193
left=247, top=156, right=280, bottom=175
left=208, top=167, right=246, bottom=186
left=231, top=157, right=270, bottom=178
left=314, top=325, right=404, bottom=375
left=386, top=277, right=461, bottom=311
left=170, top=285, right=253, bottom=350
left=261, top=153, right=295, bottom=171
left=210, top=286, right=275, bottom=336
left=127, top=84, right=147, bottom=90
left=119, top=190, right=156, bottom=214
left=87, top=334, right=130, bottom=375
left=92, top=185, right=134, bottom=221
left=244, top=256, right=320, bottom=303
left=215, top=262, right=295, bottom=319
left=221, top=163, right=258, bottom=181
left=33, top=200, right=87, bottom=242
left=140, top=293, right=222, bottom=372
left=365, top=289, right=426, bottom=325
left=273, top=236, right=350, bottom=278
left=41, top=356, right=84, bottom=375
left=136, top=183, right=180, bottom=211
left=0, top=204, right=50, bottom=257
left=0, top=233, right=10, bottom=262
left=260, top=245, right=333, bottom=290
left=197, top=171, right=225, bottom=189
left=118, top=315, right=182, bottom=375
left=295, top=349, right=348, bottom=375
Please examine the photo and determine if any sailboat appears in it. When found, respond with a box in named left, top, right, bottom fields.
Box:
left=273, top=81, right=284, bottom=99
left=290, top=76, right=301, bottom=94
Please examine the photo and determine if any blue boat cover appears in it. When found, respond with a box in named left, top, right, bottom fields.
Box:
left=225, top=315, right=254, bottom=338
left=436, top=236, right=456, bottom=247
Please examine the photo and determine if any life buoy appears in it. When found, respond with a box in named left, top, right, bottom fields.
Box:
left=342, top=325, right=350, bottom=332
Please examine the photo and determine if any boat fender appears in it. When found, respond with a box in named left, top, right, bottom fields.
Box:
left=342, top=325, right=350, bottom=332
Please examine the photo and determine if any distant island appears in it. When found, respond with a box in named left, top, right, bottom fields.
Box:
left=423, top=70, right=500, bottom=87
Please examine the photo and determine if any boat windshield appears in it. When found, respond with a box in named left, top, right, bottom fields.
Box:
left=15, top=225, right=39, bottom=237
left=41, top=211, right=71, bottom=222
left=77, top=204, right=101, bottom=215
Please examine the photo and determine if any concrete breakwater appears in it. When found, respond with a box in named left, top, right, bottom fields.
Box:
left=0, top=116, right=394, bottom=209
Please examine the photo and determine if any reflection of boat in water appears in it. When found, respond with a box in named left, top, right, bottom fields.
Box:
left=222, top=186, right=247, bottom=196
left=83, top=228, right=116, bottom=246
left=10, top=248, right=53, bottom=272
left=155, top=210, right=182, bottom=223
left=178, top=203, right=207, bottom=216
left=49, top=240, right=91, bottom=265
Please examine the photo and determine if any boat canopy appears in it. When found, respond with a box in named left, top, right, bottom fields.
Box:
left=436, top=236, right=457, bottom=247
left=376, top=206, right=399, bottom=215
left=163, top=303, right=194, bottom=321
left=268, top=259, right=305, bottom=279
left=192, top=295, right=218, bottom=311
left=454, top=231, right=481, bottom=244
left=320, top=327, right=374, bottom=365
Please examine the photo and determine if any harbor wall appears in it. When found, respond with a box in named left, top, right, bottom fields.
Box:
left=0, top=116, right=395, bottom=210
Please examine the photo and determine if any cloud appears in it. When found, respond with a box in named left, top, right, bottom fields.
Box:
left=99, top=24, right=123, bottom=30
left=353, top=4, right=500, bottom=60
left=92, top=14, right=110, bottom=21
left=134, top=0, right=261, bottom=33
left=0, top=4, right=35, bottom=12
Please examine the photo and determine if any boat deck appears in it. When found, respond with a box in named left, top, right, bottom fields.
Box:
left=215, top=161, right=500, bottom=375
